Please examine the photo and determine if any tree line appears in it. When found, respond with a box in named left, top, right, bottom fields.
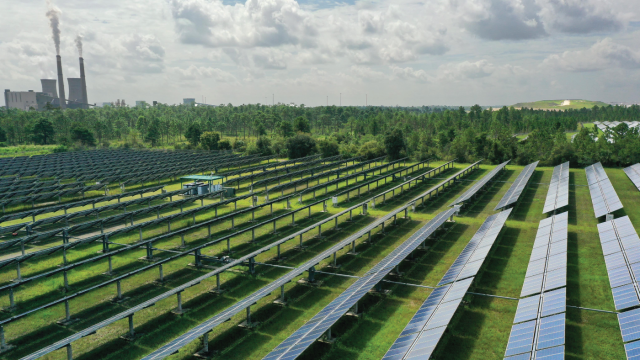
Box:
left=1, top=103, right=639, bottom=167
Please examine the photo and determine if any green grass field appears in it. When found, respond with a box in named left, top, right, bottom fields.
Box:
left=512, top=100, right=609, bottom=110
left=0, top=160, right=634, bottom=360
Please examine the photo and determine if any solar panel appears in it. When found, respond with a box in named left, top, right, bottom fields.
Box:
left=438, top=209, right=512, bottom=286
left=597, top=216, right=640, bottom=311
left=626, top=340, right=640, bottom=360
left=535, top=345, right=565, bottom=359
left=264, top=208, right=460, bottom=360
left=619, top=308, right=640, bottom=343
left=451, top=160, right=510, bottom=206
left=495, top=161, right=539, bottom=210
left=520, top=212, right=568, bottom=297
left=542, top=162, right=570, bottom=214
left=382, top=278, right=474, bottom=360
left=585, top=162, right=623, bottom=218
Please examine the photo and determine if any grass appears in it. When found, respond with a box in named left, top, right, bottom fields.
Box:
left=0, top=161, right=633, bottom=360
left=0, top=145, right=59, bottom=158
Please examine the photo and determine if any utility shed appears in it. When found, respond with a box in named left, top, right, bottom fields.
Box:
left=180, top=175, right=224, bottom=188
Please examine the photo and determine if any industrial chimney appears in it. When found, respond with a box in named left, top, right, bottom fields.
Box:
left=56, top=55, right=66, bottom=110
left=79, top=57, right=88, bottom=109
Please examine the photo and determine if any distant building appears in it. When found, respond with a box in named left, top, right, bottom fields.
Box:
left=40, top=79, right=58, bottom=98
left=4, top=89, right=55, bottom=110
left=136, top=101, right=148, bottom=108
left=183, top=98, right=196, bottom=105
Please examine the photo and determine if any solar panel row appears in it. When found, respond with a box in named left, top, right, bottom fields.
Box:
left=504, top=313, right=565, bottom=359
left=542, top=162, right=570, bottom=214
left=520, top=212, right=568, bottom=297
left=597, top=216, right=640, bottom=311
left=438, top=208, right=512, bottom=285
left=450, top=160, right=510, bottom=206
left=495, top=161, right=539, bottom=210
left=585, top=162, right=623, bottom=218
left=382, top=278, right=474, bottom=360
left=263, top=208, right=460, bottom=360
left=624, top=164, right=640, bottom=192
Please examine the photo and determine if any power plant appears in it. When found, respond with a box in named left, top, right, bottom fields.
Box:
left=3, top=5, right=91, bottom=111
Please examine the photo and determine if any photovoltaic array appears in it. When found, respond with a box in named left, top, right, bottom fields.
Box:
left=520, top=212, right=568, bottom=298
left=263, top=208, right=459, bottom=360
left=495, top=161, right=538, bottom=211
left=585, top=162, right=623, bottom=218
left=382, top=209, right=512, bottom=360
left=597, top=216, right=640, bottom=311
left=542, top=162, right=570, bottom=214
left=438, top=208, right=512, bottom=285
left=624, top=163, right=640, bottom=192
left=382, top=278, right=474, bottom=360
left=504, top=213, right=568, bottom=359
left=450, top=160, right=510, bottom=206
left=618, top=308, right=640, bottom=359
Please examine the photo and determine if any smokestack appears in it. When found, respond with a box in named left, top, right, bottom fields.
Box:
left=79, top=57, right=88, bottom=109
left=56, top=55, right=66, bottom=110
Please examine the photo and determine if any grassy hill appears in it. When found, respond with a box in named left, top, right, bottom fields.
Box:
left=512, top=99, right=608, bottom=110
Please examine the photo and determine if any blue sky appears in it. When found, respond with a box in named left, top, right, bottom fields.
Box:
left=1, top=0, right=638, bottom=106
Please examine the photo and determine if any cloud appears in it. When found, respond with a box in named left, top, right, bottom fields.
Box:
left=450, top=0, right=547, bottom=40
left=349, top=65, right=388, bottom=81
left=542, top=38, right=640, bottom=72
left=170, top=0, right=311, bottom=48
left=169, top=0, right=449, bottom=66
left=536, top=0, right=623, bottom=34
left=169, top=65, right=237, bottom=82
left=390, top=65, right=430, bottom=82
left=437, top=60, right=495, bottom=80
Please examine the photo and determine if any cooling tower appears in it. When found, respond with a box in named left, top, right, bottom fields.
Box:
left=67, top=78, right=83, bottom=103
left=79, top=57, right=88, bottom=109
left=56, top=55, right=66, bottom=109
left=40, top=79, right=58, bottom=98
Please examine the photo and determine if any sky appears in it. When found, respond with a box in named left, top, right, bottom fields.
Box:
left=1, top=0, right=639, bottom=107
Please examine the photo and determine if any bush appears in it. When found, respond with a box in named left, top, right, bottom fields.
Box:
left=218, top=139, right=232, bottom=150
left=358, top=140, right=386, bottom=160
left=286, top=134, right=316, bottom=159
left=317, top=139, right=340, bottom=158
left=71, top=125, right=96, bottom=146
left=200, top=131, right=221, bottom=150
left=53, top=145, right=68, bottom=153
left=232, top=139, right=245, bottom=151
left=256, top=137, right=272, bottom=155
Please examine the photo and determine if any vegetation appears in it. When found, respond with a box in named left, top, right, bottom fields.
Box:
left=1, top=103, right=640, bottom=165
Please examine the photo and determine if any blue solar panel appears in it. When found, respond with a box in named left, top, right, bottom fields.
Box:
left=535, top=345, right=565, bottom=359
left=619, top=308, right=640, bottom=343
left=626, top=340, right=640, bottom=360
left=438, top=209, right=511, bottom=286
left=495, top=161, right=538, bottom=210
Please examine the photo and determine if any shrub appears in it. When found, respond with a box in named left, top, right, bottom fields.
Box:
left=286, top=134, right=316, bottom=159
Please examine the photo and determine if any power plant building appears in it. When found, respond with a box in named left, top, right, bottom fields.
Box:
left=3, top=56, right=90, bottom=111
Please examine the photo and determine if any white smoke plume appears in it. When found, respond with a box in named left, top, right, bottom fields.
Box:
left=46, top=0, right=62, bottom=55
left=75, top=34, right=83, bottom=57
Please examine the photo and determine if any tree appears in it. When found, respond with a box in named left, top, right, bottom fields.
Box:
left=0, top=126, right=6, bottom=143
left=71, top=125, right=96, bottom=146
left=31, top=118, right=55, bottom=145
left=384, top=128, right=405, bottom=160
left=146, top=119, right=161, bottom=146
left=279, top=121, right=294, bottom=137
left=200, top=131, right=221, bottom=150
left=286, top=134, right=316, bottom=159
left=294, top=116, right=310, bottom=133
left=136, top=116, right=149, bottom=140
left=256, top=137, right=273, bottom=155
left=185, top=123, right=202, bottom=146
left=317, top=139, right=339, bottom=158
